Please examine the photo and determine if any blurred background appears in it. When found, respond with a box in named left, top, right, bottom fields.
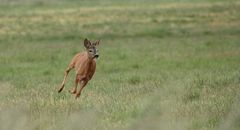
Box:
left=0, top=0, right=240, bottom=130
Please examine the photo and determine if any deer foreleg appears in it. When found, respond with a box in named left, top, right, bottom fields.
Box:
left=75, top=79, right=88, bottom=99
left=58, top=67, right=73, bottom=93
left=69, top=74, right=81, bottom=94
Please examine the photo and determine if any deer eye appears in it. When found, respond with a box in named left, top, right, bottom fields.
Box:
left=89, top=50, right=93, bottom=52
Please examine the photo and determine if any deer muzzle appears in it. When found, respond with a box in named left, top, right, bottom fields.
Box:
left=94, top=55, right=99, bottom=59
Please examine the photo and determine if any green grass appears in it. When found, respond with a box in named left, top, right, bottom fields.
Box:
left=0, top=0, right=240, bottom=130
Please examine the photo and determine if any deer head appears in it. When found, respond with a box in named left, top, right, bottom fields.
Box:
left=84, top=38, right=100, bottom=59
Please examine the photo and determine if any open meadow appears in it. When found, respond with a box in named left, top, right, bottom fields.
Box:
left=0, top=0, right=240, bottom=130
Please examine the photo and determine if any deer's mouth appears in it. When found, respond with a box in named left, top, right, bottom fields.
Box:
left=94, top=55, right=99, bottom=59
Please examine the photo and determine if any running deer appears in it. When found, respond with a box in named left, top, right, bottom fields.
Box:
left=58, top=38, right=100, bottom=99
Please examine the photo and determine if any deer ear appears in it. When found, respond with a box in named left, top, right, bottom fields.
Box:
left=84, top=38, right=91, bottom=48
left=95, top=40, right=100, bottom=46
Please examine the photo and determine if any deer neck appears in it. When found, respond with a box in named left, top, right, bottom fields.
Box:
left=85, top=51, right=94, bottom=64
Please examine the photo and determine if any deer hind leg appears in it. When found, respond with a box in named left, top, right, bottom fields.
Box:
left=58, top=66, right=73, bottom=93
left=75, top=79, right=88, bottom=99
left=69, top=74, right=81, bottom=94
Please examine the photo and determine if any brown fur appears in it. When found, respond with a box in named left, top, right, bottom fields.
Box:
left=58, top=38, right=99, bottom=99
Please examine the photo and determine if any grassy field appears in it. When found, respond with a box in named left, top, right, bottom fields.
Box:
left=0, top=0, right=240, bottom=130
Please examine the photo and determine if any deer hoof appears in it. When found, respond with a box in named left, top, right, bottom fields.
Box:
left=75, top=93, right=81, bottom=99
left=58, top=87, right=63, bottom=93
left=69, top=90, right=76, bottom=94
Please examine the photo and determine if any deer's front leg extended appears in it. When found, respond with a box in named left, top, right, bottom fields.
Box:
left=58, top=66, right=73, bottom=93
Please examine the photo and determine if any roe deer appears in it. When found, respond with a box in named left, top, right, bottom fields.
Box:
left=58, top=38, right=100, bottom=99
